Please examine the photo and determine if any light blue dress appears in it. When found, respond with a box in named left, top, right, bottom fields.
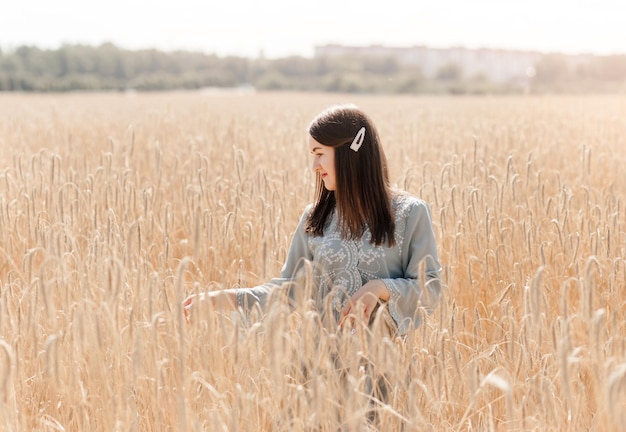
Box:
left=235, top=191, right=442, bottom=335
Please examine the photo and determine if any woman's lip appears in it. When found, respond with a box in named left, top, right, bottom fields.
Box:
left=321, top=173, right=327, bottom=178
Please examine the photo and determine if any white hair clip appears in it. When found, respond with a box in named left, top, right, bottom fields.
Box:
left=350, top=127, right=366, bottom=152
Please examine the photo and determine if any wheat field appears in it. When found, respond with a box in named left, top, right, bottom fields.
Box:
left=0, top=91, right=625, bottom=431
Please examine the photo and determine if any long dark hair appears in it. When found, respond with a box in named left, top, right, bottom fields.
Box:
left=305, top=104, right=395, bottom=246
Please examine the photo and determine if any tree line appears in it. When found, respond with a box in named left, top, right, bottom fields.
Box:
left=1, top=43, right=625, bottom=94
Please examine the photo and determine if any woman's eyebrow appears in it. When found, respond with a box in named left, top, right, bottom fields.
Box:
left=311, top=147, right=323, bottom=153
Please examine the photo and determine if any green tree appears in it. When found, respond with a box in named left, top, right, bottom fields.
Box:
left=533, top=54, right=571, bottom=84
left=436, top=62, right=462, bottom=80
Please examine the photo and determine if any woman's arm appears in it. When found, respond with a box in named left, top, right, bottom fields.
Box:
left=183, top=289, right=238, bottom=321
left=339, top=279, right=389, bottom=328
left=183, top=206, right=313, bottom=320
left=350, top=199, right=441, bottom=334
left=385, top=200, right=442, bottom=333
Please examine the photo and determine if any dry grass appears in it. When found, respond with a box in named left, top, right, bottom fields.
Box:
left=0, top=91, right=625, bottom=431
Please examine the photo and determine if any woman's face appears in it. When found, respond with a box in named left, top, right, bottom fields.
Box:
left=309, top=136, right=336, bottom=191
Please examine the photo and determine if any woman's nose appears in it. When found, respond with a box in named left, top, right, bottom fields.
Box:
left=312, top=158, right=320, bottom=172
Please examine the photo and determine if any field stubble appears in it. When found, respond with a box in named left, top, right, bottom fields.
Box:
left=0, top=91, right=625, bottom=430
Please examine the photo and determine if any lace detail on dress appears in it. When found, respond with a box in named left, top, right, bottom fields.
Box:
left=236, top=290, right=246, bottom=310
left=307, top=192, right=417, bottom=318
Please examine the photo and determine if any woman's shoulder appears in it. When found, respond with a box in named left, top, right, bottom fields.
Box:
left=297, top=203, right=314, bottom=221
left=390, top=188, right=430, bottom=215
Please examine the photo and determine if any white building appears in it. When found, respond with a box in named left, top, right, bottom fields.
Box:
left=314, top=44, right=546, bottom=83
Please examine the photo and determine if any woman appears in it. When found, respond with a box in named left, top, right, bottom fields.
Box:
left=184, top=104, right=442, bottom=336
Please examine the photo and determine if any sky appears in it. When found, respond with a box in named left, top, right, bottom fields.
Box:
left=1, top=0, right=625, bottom=58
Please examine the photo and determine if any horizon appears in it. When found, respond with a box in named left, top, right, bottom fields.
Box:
left=0, top=41, right=618, bottom=60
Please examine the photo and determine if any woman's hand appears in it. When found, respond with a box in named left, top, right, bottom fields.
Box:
left=339, top=280, right=390, bottom=330
left=182, top=292, right=203, bottom=323
left=183, top=290, right=238, bottom=322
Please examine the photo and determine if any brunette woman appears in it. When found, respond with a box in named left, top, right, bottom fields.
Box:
left=184, top=104, right=442, bottom=336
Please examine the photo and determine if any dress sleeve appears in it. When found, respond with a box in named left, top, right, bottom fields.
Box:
left=235, top=206, right=313, bottom=313
left=381, top=200, right=442, bottom=334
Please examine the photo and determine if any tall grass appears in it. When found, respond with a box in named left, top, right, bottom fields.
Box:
left=0, top=91, right=625, bottom=430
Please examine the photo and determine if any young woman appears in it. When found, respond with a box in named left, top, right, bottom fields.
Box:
left=183, top=104, right=442, bottom=336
